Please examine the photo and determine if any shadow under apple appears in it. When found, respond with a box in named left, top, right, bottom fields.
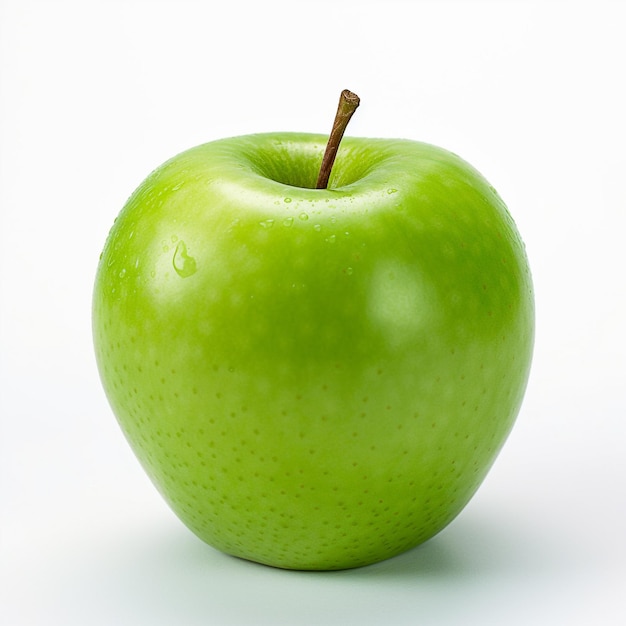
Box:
left=63, top=507, right=579, bottom=626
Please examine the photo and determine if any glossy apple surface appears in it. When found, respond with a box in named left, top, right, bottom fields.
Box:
left=93, top=132, right=534, bottom=570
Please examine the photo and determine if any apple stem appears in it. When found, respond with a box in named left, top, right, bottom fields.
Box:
left=316, top=89, right=360, bottom=189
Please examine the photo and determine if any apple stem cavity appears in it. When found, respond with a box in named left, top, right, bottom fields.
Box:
left=316, top=89, right=360, bottom=190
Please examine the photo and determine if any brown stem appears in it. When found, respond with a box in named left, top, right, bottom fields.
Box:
left=316, top=89, right=360, bottom=189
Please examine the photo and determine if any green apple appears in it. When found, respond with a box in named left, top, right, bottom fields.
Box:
left=93, top=122, right=534, bottom=570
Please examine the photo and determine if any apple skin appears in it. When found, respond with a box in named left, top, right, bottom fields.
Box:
left=93, top=132, right=534, bottom=570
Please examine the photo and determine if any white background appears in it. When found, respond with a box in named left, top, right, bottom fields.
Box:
left=1, top=0, right=625, bottom=624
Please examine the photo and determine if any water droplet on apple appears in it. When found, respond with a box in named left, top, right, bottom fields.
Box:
left=345, top=267, right=354, bottom=275
left=325, top=234, right=336, bottom=244
left=118, top=268, right=126, bottom=278
left=299, top=212, right=309, bottom=221
left=259, top=219, right=274, bottom=229
left=173, top=240, right=197, bottom=278
left=314, top=224, right=322, bottom=232
left=284, top=197, right=292, bottom=203
left=387, top=188, right=398, bottom=194
left=283, top=217, right=294, bottom=227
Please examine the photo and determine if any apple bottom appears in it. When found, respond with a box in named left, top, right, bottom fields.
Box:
left=107, top=339, right=522, bottom=571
